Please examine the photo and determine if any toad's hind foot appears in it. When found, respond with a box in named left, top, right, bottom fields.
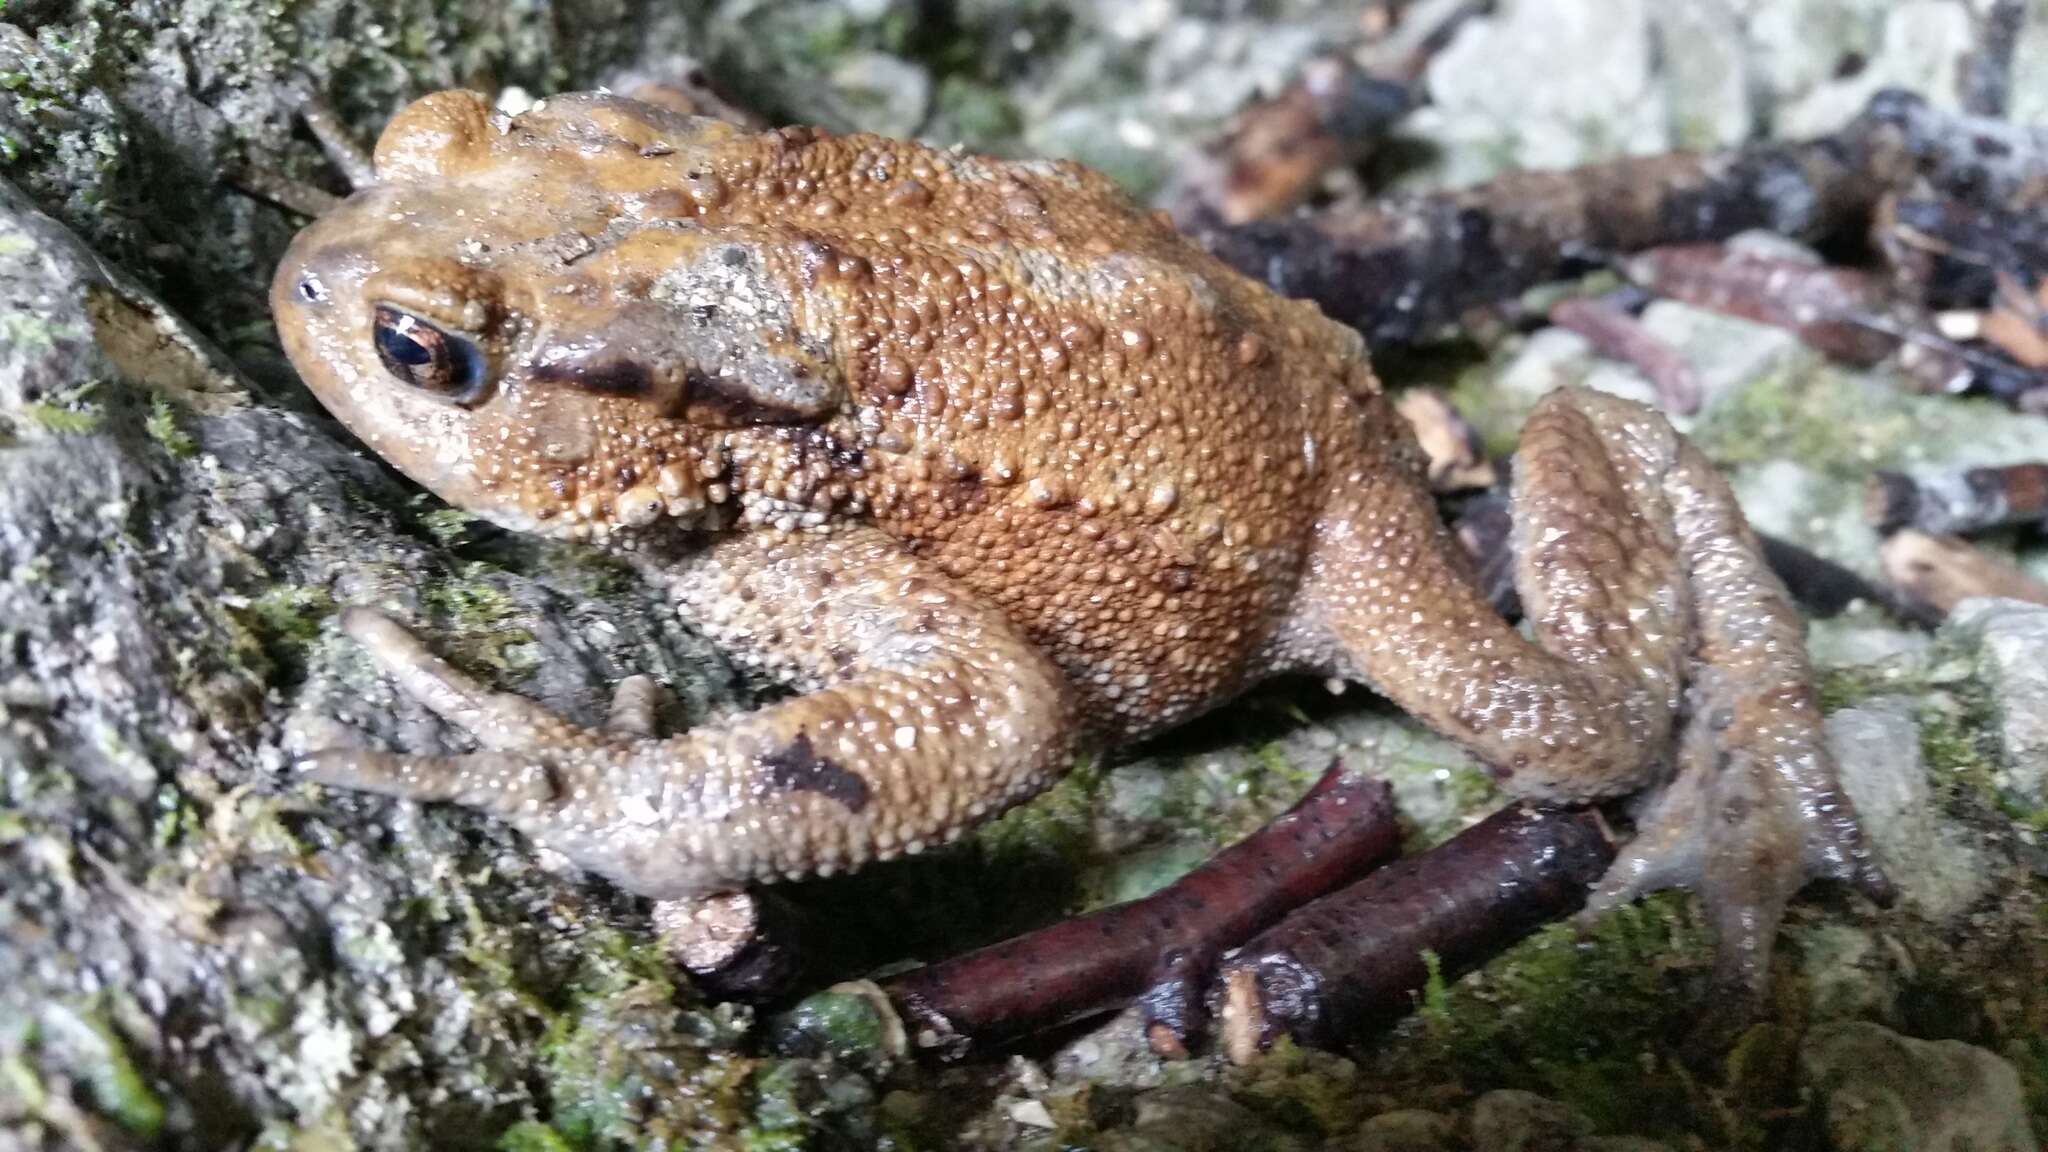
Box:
left=1589, top=443, right=1892, bottom=1001
left=1302, top=386, right=1886, bottom=1005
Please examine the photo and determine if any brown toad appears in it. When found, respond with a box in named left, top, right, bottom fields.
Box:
left=272, top=89, right=1887, bottom=1001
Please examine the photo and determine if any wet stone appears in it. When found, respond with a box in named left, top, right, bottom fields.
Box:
left=1800, top=1021, right=2038, bottom=1152
left=1960, top=598, right=2048, bottom=811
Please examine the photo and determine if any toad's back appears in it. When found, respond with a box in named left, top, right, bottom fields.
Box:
left=683, top=126, right=1393, bottom=734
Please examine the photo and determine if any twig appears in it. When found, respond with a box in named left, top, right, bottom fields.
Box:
left=1394, top=388, right=1498, bottom=491
left=223, top=162, right=341, bottom=219
left=1356, top=0, right=1490, bottom=86
left=1879, top=529, right=2048, bottom=618
left=654, top=890, right=804, bottom=1000
left=299, top=95, right=377, bottom=192
left=1452, top=490, right=1520, bottom=619
left=1547, top=295, right=1704, bottom=415
left=1758, top=535, right=1945, bottom=629
left=1880, top=194, right=2048, bottom=311
left=1187, top=132, right=1886, bottom=345
left=1859, top=88, right=2048, bottom=206
left=1623, top=245, right=1904, bottom=365
left=1167, top=55, right=1412, bottom=225
left=1959, top=0, right=2031, bottom=118
left=1865, top=462, right=2048, bottom=536
left=1213, top=805, right=1614, bottom=1064
left=1982, top=273, right=2048, bottom=369
left=879, top=764, right=1401, bottom=1059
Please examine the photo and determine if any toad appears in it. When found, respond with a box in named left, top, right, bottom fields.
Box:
left=272, top=89, right=1888, bottom=1007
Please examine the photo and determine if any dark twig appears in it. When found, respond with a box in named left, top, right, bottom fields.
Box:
left=1866, top=462, right=2048, bottom=537
left=879, top=764, right=1401, bottom=1059
left=1213, top=805, right=1614, bottom=1064
left=1188, top=130, right=1888, bottom=346
left=1624, top=246, right=1905, bottom=365
left=1166, top=54, right=1413, bottom=226
left=1452, top=491, right=1520, bottom=619
left=1959, top=0, right=2031, bottom=119
left=1758, top=535, right=1945, bottom=629
left=655, top=891, right=806, bottom=1000
left=1859, top=88, right=2048, bottom=206
left=1880, top=530, right=2048, bottom=618
left=1547, top=295, right=1703, bottom=415
left=1880, top=194, right=2048, bottom=311
left=1983, top=273, right=2048, bottom=370
left=1191, top=90, right=2048, bottom=350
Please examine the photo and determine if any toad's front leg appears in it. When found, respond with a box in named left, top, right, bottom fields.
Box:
left=302, top=525, right=1079, bottom=899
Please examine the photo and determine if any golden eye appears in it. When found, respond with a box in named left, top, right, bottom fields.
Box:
left=372, top=305, right=487, bottom=404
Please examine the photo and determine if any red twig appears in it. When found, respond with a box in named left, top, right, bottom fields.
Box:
left=1548, top=295, right=1704, bottom=415
left=880, top=764, right=1401, bottom=1059
left=1213, top=805, right=1614, bottom=1063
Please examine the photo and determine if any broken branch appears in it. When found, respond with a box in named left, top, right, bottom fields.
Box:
left=1865, top=462, right=2048, bottom=537
left=1547, top=295, right=1704, bottom=415
left=1879, top=530, right=2048, bottom=618
left=1188, top=131, right=1887, bottom=346
left=1214, top=805, right=1614, bottom=1064
left=879, top=764, right=1401, bottom=1059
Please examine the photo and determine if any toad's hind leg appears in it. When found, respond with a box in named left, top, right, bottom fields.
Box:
left=1295, top=386, right=1886, bottom=998
left=302, top=525, right=1079, bottom=901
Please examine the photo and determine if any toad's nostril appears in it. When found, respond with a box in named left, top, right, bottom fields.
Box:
left=297, top=275, right=329, bottom=305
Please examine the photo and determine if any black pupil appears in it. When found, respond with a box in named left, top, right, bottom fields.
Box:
left=377, top=316, right=435, bottom=367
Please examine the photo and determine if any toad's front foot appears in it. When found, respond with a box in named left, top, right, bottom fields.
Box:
left=300, top=526, right=1079, bottom=906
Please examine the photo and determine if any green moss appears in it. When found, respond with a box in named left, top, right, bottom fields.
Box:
left=930, top=76, right=1021, bottom=143
left=1229, top=1039, right=1368, bottom=1137
left=1370, top=894, right=1713, bottom=1139
left=772, top=990, right=889, bottom=1067
left=143, top=394, right=196, bottom=459
left=0, top=1054, right=46, bottom=1114
left=20, top=379, right=103, bottom=436
left=974, top=752, right=1102, bottom=876
left=222, top=583, right=337, bottom=688
left=423, top=563, right=539, bottom=680
left=497, top=1119, right=575, bottom=1152
left=1444, top=358, right=1535, bottom=461
left=419, top=505, right=478, bottom=547
left=71, top=1009, right=165, bottom=1139
left=535, top=922, right=761, bottom=1150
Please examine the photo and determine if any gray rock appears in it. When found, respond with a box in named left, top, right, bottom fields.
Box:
left=1645, top=0, right=1750, bottom=150
left=1469, top=1090, right=1592, bottom=1152
left=1775, top=1, right=1975, bottom=137
left=1635, top=301, right=1806, bottom=415
left=1794, top=923, right=1896, bottom=1022
left=828, top=51, right=933, bottom=139
left=1412, top=0, right=1669, bottom=183
left=1826, top=699, right=1990, bottom=921
left=0, top=173, right=745, bottom=1147
left=1801, top=1021, right=2038, bottom=1152
left=1125, top=1085, right=1309, bottom=1152
left=1959, top=598, right=2048, bottom=811
left=1346, top=1109, right=1467, bottom=1152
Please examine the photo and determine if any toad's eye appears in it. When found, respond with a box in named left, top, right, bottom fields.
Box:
left=372, top=305, right=487, bottom=404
